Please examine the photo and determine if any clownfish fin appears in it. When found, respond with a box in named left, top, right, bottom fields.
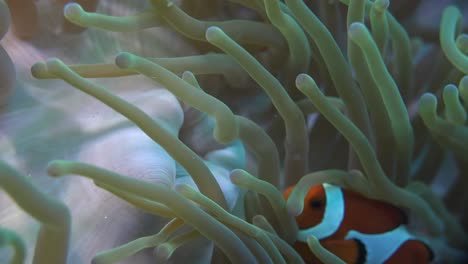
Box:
left=386, top=240, right=433, bottom=264
left=321, top=239, right=366, bottom=264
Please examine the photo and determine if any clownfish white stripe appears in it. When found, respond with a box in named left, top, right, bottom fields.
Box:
left=345, top=225, right=415, bottom=264
left=297, top=183, right=345, bottom=242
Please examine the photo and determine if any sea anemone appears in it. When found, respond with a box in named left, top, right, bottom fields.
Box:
left=1, top=0, right=467, bottom=263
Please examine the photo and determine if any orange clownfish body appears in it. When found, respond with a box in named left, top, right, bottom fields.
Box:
left=283, top=184, right=434, bottom=264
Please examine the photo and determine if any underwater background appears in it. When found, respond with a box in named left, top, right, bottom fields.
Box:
left=1, top=0, right=468, bottom=263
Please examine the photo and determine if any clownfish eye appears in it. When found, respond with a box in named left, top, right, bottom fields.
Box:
left=309, top=199, right=323, bottom=209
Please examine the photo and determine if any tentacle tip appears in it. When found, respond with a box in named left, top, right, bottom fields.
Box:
left=444, top=5, right=461, bottom=15
left=205, top=26, right=223, bottom=42
left=251, top=214, right=264, bottom=223
left=349, top=169, right=363, bottom=177
left=64, top=3, right=84, bottom=20
left=419, top=93, right=437, bottom=105
left=47, top=161, right=66, bottom=177
left=348, top=22, right=366, bottom=40
left=296, top=74, right=318, bottom=95
left=286, top=200, right=303, bottom=217
left=115, top=52, right=134, bottom=69
left=295, top=73, right=313, bottom=88
left=32, top=58, right=67, bottom=79
left=31, top=62, right=49, bottom=79
left=460, top=75, right=468, bottom=89
left=153, top=245, right=172, bottom=263
left=295, top=73, right=307, bottom=85
left=444, top=84, right=458, bottom=95
left=418, top=93, right=438, bottom=117
left=373, top=0, right=389, bottom=12
left=229, top=169, right=244, bottom=184
left=182, top=70, right=195, bottom=80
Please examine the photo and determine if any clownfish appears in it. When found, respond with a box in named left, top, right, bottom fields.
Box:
left=283, top=183, right=434, bottom=264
